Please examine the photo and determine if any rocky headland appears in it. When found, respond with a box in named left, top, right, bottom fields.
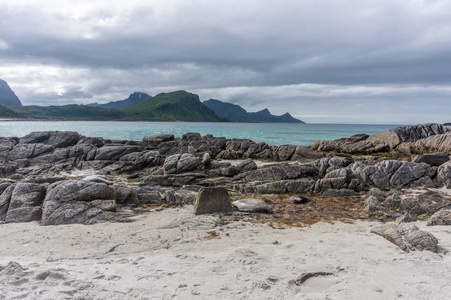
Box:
left=1, top=123, right=451, bottom=299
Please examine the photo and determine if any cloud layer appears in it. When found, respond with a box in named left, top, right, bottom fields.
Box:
left=1, top=0, right=450, bottom=123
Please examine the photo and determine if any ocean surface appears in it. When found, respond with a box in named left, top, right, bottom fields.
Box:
left=0, top=121, right=400, bottom=146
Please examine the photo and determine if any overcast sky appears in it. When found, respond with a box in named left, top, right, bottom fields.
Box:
left=1, top=0, right=450, bottom=124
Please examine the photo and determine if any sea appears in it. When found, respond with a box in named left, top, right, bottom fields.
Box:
left=0, top=121, right=400, bottom=146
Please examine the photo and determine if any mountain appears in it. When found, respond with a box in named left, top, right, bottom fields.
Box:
left=0, top=105, right=24, bottom=118
left=87, top=92, right=151, bottom=109
left=203, top=99, right=251, bottom=122
left=12, top=105, right=126, bottom=120
left=0, top=79, right=23, bottom=107
left=121, top=90, right=225, bottom=122
left=203, top=99, right=304, bottom=123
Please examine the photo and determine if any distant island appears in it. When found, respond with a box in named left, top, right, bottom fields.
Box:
left=0, top=79, right=304, bottom=123
left=203, top=99, right=304, bottom=123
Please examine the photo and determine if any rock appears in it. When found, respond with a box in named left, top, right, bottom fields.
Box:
left=368, top=123, right=451, bottom=148
left=202, top=153, right=211, bottom=165
left=163, top=153, right=202, bottom=175
left=414, top=132, right=451, bottom=154
left=370, top=223, right=438, bottom=252
left=363, top=188, right=386, bottom=214
left=395, top=213, right=418, bottom=224
left=232, top=198, right=272, bottom=213
left=19, top=131, right=81, bottom=148
left=0, top=184, right=14, bottom=221
left=382, top=193, right=401, bottom=210
left=437, top=162, right=451, bottom=188
left=277, top=145, right=296, bottom=161
left=412, top=152, right=450, bottom=166
left=81, top=175, right=113, bottom=185
left=193, top=187, right=233, bottom=215
left=427, top=209, right=451, bottom=226
left=182, top=132, right=202, bottom=142
left=141, top=134, right=174, bottom=147
left=236, top=159, right=257, bottom=173
left=289, top=195, right=310, bottom=204
left=5, top=183, right=46, bottom=223
left=114, top=185, right=138, bottom=205
left=41, top=180, right=117, bottom=225
left=292, top=146, right=325, bottom=160
left=322, top=188, right=358, bottom=198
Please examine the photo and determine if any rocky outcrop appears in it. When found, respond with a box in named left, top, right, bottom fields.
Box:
left=368, top=123, right=451, bottom=148
left=5, top=183, right=46, bottom=223
left=412, top=152, right=450, bottom=166
left=370, top=223, right=438, bottom=252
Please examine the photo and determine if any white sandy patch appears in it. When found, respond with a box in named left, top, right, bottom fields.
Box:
left=1, top=207, right=450, bottom=299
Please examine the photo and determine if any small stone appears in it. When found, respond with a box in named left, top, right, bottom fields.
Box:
left=289, top=195, right=310, bottom=204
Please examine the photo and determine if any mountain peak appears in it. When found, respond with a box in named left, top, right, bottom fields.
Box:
left=0, top=79, right=23, bottom=107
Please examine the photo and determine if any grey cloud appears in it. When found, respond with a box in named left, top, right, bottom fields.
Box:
left=0, top=0, right=450, bottom=123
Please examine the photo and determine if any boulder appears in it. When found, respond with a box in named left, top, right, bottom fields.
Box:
left=414, top=132, right=451, bottom=154
left=19, top=131, right=81, bottom=148
left=289, top=195, right=310, bottom=204
left=370, top=223, right=438, bottom=252
left=427, top=209, right=451, bottom=226
left=41, top=180, right=117, bottom=225
left=232, top=198, right=272, bottom=213
left=412, top=152, right=450, bottom=166
left=437, top=162, right=451, bottom=188
left=395, top=213, right=418, bottom=224
left=291, top=146, right=325, bottom=160
left=5, top=183, right=46, bottom=223
left=193, top=187, right=233, bottom=215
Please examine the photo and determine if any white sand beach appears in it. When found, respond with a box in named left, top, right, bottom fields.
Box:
left=1, top=206, right=450, bottom=300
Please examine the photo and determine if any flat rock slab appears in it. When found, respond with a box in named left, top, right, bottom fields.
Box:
left=232, top=198, right=272, bottom=213
left=193, top=187, right=232, bottom=215
left=370, top=223, right=438, bottom=253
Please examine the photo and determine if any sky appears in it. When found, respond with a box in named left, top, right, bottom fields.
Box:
left=0, top=0, right=450, bottom=124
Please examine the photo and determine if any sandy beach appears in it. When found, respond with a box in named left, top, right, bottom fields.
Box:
left=1, top=206, right=450, bottom=300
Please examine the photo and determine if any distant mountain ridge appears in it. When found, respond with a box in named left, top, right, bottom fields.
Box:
left=203, top=99, right=304, bottom=123
left=0, top=79, right=23, bottom=107
left=87, top=92, right=151, bottom=109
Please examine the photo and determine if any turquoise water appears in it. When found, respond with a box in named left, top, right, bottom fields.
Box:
left=0, top=121, right=399, bottom=146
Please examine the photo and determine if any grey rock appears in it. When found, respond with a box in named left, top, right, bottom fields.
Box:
left=368, top=123, right=451, bottom=148
left=0, top=184, right=14, bottom=221
left=44, top=180, right=116, bottom=203
left=5, top=183, right=46, bottom=223
left=163, top=153, right=202, bottom=175
left=81, top=175, right=113, bottom=185
left=42, top=199, right=117, bottom=225
left=292, top=146, right=325, bottom=160
left=277, top=145, right=296, bottom=161
left=232, top=198, right=272, bottom=213
left=382, top=193, right=402, bottom=210
left=395, top=213, right=418, bottom=224
left=412, top=152, right=450, bottom=166
left=193, top=187, right=233, bottom=215
left=19, top=131, right=81, bottom=148
left=414, top=132, right=451, bottom=154
left=114, top=185, right=138, bottom=205
left=141, top=134, right=174, bottom=147
left=236, top=159, right=257, bottom=173
left=437, top=162, right=451, bottom=188
left=370, top=223, right=438, bottom=252
left=400, top=197, right=424, bottom=216
left=202, top=152, right=211, bottom=165
left=182, top=132, right=202, bottom=142
left=427, top=209, right=451, bottom=226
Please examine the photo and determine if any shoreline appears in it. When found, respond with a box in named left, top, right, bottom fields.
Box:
left=1, top=207, right=450, bottom=299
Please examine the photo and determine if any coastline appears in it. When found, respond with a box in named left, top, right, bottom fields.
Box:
left=0, top=123, right=450, bottom=299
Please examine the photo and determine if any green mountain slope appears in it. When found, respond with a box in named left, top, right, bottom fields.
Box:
left=0, top=105, right=24, bottom=118
left=12, top=105, right=126, bottom=120
left=203, top=99, right=251, bottom=122
left=204, top=99, right=304, bottom=123
left=121, top=90, right=225, bottom=121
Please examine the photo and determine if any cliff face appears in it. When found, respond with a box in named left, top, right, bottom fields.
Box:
left=0, top=79, right=23, bottom=107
